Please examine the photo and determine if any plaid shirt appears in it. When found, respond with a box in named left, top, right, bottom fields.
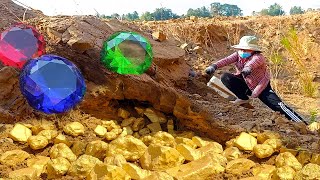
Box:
left=215, top=52, right=271, bottom=98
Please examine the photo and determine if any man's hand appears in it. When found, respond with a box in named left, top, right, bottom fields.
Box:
left=242, top=66, right=251, bottom=77
left=205, top=64, right=217, bottom=75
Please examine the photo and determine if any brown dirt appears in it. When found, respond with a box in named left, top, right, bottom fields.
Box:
left=0, top=0, right=43, bottom=30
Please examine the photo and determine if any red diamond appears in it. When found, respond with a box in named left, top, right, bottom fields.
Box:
left=0, top=23, right=45, bottom=69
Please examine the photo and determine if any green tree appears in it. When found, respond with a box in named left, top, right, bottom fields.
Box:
left=140, top=11, right=154, bottom=21
left=152, top=8, right=179, bottom=20
left=290, top=6, right=304, bottom=15
left=268, top=3, right=285, bottom=16
left=95, top=13, right=111, bottom=19
left=111, top=13, right=120, bottom=19
left=124, top=11, right=139, bottom=21
left=210, top=3, right=242, bottom=16
left=187, top=6, right=211, bottom=17
left=210, top=2, right=222, bottom=16
left=260, top=9, right=269, bottom=15
left=259, top=3, right=285, bottom=16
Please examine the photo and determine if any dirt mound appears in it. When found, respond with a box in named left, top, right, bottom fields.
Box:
left=0, top=0, right=43, bottom=30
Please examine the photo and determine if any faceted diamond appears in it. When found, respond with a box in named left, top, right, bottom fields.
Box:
left=101, top=31, right=153, bottom=75
left=19, top=55, right=86, bottom=114
left=0, top=23, right=45, bottom=69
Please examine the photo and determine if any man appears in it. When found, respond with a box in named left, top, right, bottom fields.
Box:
left=205, top=35, right=307, bottom=124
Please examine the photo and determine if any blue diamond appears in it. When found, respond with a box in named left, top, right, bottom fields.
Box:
left=20, top=55, right=86, bottom=114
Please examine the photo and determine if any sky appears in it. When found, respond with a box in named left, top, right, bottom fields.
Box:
left=14, top=0, right=320, bottom=16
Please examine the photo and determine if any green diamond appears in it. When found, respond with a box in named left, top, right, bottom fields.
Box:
left=101, top=31, right=153, bottom=75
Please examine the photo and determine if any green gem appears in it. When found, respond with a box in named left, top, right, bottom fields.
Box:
left=100, top=31, right=153, bottom=75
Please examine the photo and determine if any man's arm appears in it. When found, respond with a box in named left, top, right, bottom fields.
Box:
left=215, top=52, right=238, bottom=68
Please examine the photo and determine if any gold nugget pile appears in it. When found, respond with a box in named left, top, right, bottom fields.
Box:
left=1, top=107, right=320, bottom=180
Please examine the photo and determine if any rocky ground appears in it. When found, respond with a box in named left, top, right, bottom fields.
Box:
left=0, top=0, right=319, bottom=179
left=1, top=112, right=320, bottom=179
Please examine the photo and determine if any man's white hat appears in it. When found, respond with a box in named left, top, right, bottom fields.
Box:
left=232, top=36, right=262, bottom=51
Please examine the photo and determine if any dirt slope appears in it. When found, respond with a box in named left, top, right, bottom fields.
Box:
left=0, top=0, right=42, bottom=30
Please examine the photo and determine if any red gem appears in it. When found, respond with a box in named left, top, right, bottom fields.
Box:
left=0, top=23, right=45, bottom=69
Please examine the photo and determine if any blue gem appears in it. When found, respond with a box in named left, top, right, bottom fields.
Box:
left=20, top=55, right=86, bottom=114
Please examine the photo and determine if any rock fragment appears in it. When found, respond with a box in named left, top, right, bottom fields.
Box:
left=176, top=144, right=202, bottom=161
left=257, top=131, right=281, bottom=143
left=85, top=140, right=109, bottom=160
left=88, top=164, right=130, bottom=180
left=118, top=108, right=130, bottom=119
left=71, top=141, right=87, bottom=156
left=54, top=133, right=71, bottom=146
left=263, top=138, right=282, bottom=151
left=140, top=144, right=185, bottom=171
left=253, top=144, right=274, bottom=159
left=147, top=122, right=162, bottom=133
left=9, top=124, right=32, bottom=142
left=63, top=122, right=85, bottom=136
left=144, top=108, right=167, bottom=123
left=132, top=118, right=145, bottom=131
left=275, top=166, right=296, bottom=180
left=139, top=128, right=151, bottom=136
left=150, top=131, right=176, bottom=148
left=142, top=171, right=174, bottom=180
left=175, top=137, right=197, bottom=149
left=192, top=136, right=210, bottom=147
left=226, top=158, right=256, bottom=175
left=0, top=150, right=30, bottom=166
left=223, top=147, right=242, bottom=161
left=105, top=128, right=122, bottom=141
left=28, top=135, right=49, bottom=150
left=50, top=143, right=77, bottom=162
left=38, top=129, right=58, bottom=141
left=30, top=120, right=56, bottom=134
left=27, top=156, right=50, bottom=177
left=108, top=136, right=147, bottom=161
left=123, top=163, right=152, bottom=179
left=68, top=154, right=103, bottom=177
left=198, top=142, right=223, bottom=155
left=104, top=154, right=127, bottom=167
left=47, top=157, right=71, bottom=179
left=169, top=155, right=224, bottom=179
left=152, top=31, right=167, bottom=42
left=121, top=117, right=135, bottom=127
left=167, top=119, right=175, bottom=134
left=252, top=164, right=276, bottom=179
left=299, top=163, right=320, bottom=179
left=94, top=125, right=107, bottom=137
left=234, top=132, right=257, bottom=151
left=311, top=153, right=320, bottom=165
left=9, top=168, right=38, bottom=179
left=296, top=151, right=312, bottom=165
left=275, top=152, right=302, bottom=171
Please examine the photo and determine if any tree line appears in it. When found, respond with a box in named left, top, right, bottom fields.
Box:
left=96, top=3, right=317, bottom=21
